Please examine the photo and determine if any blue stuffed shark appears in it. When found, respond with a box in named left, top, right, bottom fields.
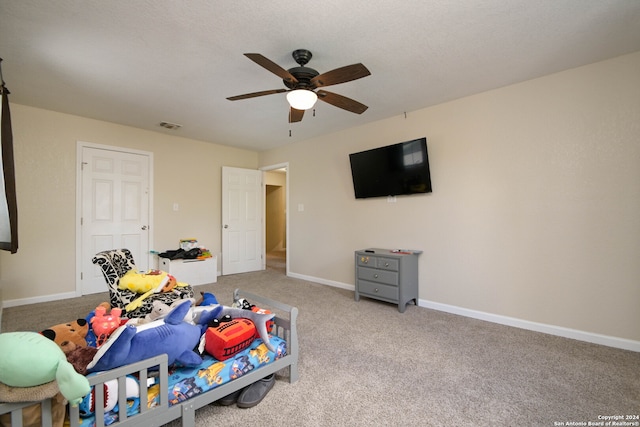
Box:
left=85, top=300, right=216, bottom=373
left=85, top=299, right=277, bottom=373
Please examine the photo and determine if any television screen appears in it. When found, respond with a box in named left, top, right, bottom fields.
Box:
left=349, top=137, right=432, bottom=199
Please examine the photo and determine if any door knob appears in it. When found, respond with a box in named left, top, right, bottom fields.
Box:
left=224, top=224, right=229, bottom=229
left=141, top=225, right=148, bottom=230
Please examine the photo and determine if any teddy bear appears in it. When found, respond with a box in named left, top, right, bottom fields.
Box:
left=41, top=318, right=89, bottom=354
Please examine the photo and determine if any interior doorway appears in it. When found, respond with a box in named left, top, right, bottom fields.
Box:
left=263, top=164, right=288, bottom=275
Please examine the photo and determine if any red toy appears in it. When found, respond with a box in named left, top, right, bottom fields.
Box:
left=236, top=298, right=274, bottom=332
left=205, top=318, right=256, bottom=360
left=91, top=306, right=124, bottom=347
left=251, top=306, right=274, bottom=333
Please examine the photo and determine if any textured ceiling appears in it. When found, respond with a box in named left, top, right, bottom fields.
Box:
left=1, top=1, right=640, bottom=151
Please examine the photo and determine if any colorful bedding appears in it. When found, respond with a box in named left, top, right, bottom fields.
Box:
left=78, top=336, right=287, bottom=426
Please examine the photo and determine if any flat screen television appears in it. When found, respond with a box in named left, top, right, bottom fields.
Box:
left=349, top=137, right=432, bottom=199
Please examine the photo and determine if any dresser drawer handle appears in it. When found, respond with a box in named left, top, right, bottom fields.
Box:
left=374, top=288, right=379, bottom=293
left=374, top=274, right=379, bottom=279
left=384, top=262, right=389, bottom=267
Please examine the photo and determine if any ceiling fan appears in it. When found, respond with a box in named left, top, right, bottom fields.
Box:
left=227, top=49, right=371, bottom=123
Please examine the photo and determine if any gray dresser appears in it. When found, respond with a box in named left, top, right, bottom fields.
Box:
left=354, top=248, right=421, bottom=313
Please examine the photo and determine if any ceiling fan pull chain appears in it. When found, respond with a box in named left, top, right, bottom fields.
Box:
left=289, top=129, right=292, bottom=137
left=313, top=108, right=316, bottom=117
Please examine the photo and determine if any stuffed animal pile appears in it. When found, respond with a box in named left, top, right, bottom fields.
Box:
left=1, top=290, right=276, bottom=415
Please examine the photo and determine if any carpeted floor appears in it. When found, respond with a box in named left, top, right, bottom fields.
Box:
left=2, top=262, right=639, bottom=426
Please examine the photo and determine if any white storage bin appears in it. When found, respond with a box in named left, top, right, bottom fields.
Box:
left=159, top=256, right=217, bottom=286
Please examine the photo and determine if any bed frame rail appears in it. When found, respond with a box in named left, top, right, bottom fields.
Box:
left=1, top=399, right=54, bottom=427
left=68, top=354, right=169, bottom=427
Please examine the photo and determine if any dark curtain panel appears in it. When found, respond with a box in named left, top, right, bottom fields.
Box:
left=1, top=80, right=18, bottom=253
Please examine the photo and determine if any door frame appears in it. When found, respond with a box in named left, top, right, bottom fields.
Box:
left=75, top=141, right=154, bottom=296
left=260, top=162, right=289, bottom=275
left=221, top=166, right=264, bottom=275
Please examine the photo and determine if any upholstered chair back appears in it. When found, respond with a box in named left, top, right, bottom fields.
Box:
left=91, top=248, right=194, bottom=319
left=92, top=248, right=137, bottom=294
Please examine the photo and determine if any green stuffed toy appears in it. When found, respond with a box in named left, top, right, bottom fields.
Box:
left=0, top=331, right=91, bottom=406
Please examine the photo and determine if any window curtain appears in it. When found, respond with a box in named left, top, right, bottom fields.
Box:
left=0, top=60, right=18, bottom=254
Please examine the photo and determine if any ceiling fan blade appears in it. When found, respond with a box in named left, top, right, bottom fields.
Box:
left=310, top=63, right=371, bottom=88
left=244, top=53, right=298, bottom=85
left=316, top=90, right=368, bottom=114
left=289, top=107, right=304, bottom=123
left=227, top=89, right=287, bottom=101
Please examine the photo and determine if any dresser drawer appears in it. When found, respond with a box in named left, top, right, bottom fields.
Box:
left=375, top=257, right=399, bottom=271
left=357, top=280, right=399, bottom=301
left=357, top=254, right=375, bottom=267
left=357, top=266, right=399, bottom=286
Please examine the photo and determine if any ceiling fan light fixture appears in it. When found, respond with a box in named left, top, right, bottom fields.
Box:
left=286, top=89, right=317, bottom=110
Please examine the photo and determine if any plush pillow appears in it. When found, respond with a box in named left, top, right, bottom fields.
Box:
left=0, top=332, right=90, bottom=406
left=118, top=270, right=171, bottom=294
left=205, top=318, right=256, bottom=360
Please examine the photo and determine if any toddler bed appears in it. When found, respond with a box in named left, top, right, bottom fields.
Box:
left=0, top=289, right=299, bottom=427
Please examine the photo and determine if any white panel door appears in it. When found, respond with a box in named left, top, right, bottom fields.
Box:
left=80, top=146, right=150, bottom=294
left=222, top=166, right=263, bottom=275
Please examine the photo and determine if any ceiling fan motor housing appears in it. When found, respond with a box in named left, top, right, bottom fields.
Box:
left=284, top=66, right=319, bottom=89
left=284, top=49, right=319, bottom=89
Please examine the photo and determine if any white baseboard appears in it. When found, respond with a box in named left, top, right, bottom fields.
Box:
left=289, top=272, right=640, bottom=353
left=2, top=291, right=80, bottom=308
left=420, top=299, right=640, bottom=353
left=287, top=272, right=355, bottom=291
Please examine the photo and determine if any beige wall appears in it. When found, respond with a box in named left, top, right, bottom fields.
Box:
left=260, top=52, right=640, bottom=343
left=0, top=106, right=258, bottom=302
left=1, top=52, right=638, bottom=346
